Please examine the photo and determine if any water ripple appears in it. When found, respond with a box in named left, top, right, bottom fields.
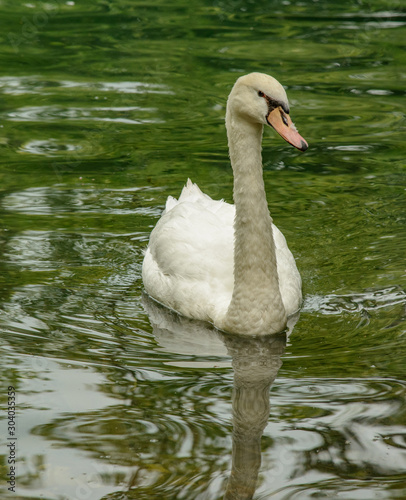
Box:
left=2, top=186, right=162, bottom=216
left=19, top=138, right=79, bottom=155
left=4, top=105, right=162, bottom=125
left=275, top=377, right=406, bottom=403
left=303, top=286, right=406, bottom=315
left=255, top=376, right=406, bottom=498
left=0, top=76, right=173, bottom=96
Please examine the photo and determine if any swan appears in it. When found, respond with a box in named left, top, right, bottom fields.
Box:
left=142, top=73, right=308, bottom=335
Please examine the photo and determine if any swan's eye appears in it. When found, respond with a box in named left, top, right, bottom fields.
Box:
left=258, top=90, right=265, bottom=98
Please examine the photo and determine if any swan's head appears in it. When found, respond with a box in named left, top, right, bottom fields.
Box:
left=227, top=72, right=308, bottom=151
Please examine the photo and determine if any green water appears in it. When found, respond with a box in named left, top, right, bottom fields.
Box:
left=0, top=0, right=405, bottom=498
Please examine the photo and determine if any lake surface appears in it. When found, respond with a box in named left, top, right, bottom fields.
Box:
left=0, top=0, right=405, bottom=498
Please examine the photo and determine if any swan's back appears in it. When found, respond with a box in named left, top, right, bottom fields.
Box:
left=143, top=180, right=235, bottom=323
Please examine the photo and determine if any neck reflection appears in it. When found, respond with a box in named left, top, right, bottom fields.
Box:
left=143, top=294, right=296, bottom=500
left=223, top=332, right=286, bottom=500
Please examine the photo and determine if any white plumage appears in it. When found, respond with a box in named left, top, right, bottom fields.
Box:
left=142, top=73, right=308, bottom=335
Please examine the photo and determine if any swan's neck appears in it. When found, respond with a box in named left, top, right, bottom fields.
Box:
left=223, top=116, right=287, bottom=335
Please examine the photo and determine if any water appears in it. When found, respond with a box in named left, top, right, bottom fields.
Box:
left=0, top=0, right=405, bottom=498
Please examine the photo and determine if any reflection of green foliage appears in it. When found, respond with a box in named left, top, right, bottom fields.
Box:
left=0, top=0, right=405, bottom=498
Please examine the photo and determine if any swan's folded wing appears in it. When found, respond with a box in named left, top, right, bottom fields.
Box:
left=149, top=200, right=234, bottom=283
left=143, top=193, right=235, bottom=323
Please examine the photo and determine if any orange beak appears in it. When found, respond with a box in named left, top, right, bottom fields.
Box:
left=266, top=107, right=308, bottom=151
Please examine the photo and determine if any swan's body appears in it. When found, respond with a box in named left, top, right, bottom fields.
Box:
left=142, top=73, right=308, bottom=335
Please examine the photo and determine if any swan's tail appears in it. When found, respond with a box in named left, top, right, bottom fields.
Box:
left=165, top=179, right=213, bottom=212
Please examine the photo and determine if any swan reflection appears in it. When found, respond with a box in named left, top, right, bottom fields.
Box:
left=143, top=294, right=299, bottom=499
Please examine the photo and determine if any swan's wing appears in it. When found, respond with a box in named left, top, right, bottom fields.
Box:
left=143, top=181, right=235, bottom=323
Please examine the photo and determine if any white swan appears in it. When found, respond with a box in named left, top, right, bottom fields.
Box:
left=142, top=73, right=308, bottom=335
